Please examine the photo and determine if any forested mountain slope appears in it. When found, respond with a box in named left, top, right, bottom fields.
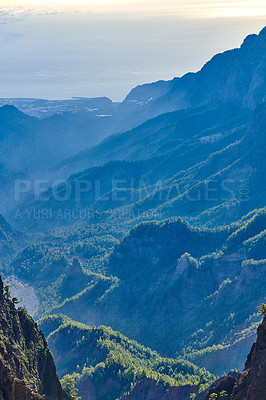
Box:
left=18, top=98, right=266, bottom=231
left=24, top=209, right=265, bottom=375
left=1, top=27, right=265, bottom=221
left=38, top=314, right=216, bottom=400
left=0, top=104, right=113, bottom=177
left=0, top=276, right=68, bottom=400
left=61, top=103, right=250, bottom=172
left=0, top=213, right=24, bottom=261
left=0, top=26, right=265, bottom=400
left=6, top=27, right=266, bottom=230
left=62, top=26, right=266, bottom=173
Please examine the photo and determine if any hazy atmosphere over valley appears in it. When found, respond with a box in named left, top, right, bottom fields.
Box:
left=0, top=1, right=265, bottom=400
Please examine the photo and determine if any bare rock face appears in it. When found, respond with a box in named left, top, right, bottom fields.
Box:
left=230, top=316, right=266, bottom=400
left=0, top=275, right=69, bottom=400
left=204, top=316, right=266, bottom=400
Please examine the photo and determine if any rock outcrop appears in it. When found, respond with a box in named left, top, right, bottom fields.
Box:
left=230, top=315, right=266, bottom=400
left=67, top=258, right=83, bottom=276
left=0, top=275, right=69, bottom=400
left=205, top=316, right=266, bottom=400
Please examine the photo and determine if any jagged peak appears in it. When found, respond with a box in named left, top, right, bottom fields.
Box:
left=241, top=25, right=266, bottom=48
left=259, top=25, right=266, bottom=37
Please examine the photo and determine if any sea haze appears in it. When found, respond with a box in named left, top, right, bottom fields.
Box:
left=0, top=10, right=265, bottom=100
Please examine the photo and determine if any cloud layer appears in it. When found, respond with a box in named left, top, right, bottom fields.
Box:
left=1, top=1, right=266, bottom=19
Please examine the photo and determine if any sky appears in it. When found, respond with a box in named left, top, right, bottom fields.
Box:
left=0, top=1, right=265, bottom=101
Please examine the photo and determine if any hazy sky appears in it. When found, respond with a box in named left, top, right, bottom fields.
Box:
left=0, top=1, right=265, bottom=101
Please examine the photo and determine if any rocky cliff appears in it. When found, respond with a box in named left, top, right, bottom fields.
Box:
left=0, top=275, right=69, bottom=400
left=205, top=315, right=266, bottom=400
left=230, top=315, right=266, bottom=400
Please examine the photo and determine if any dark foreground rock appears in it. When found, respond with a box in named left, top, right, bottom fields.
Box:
left=0, top=275, right=69, bottom=400
left=205, top=316, right=266, bottom=400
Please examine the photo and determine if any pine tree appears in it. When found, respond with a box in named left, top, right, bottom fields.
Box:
left=61, top=375, right=80, bottom=400
left=12, top=297, right=19, bottom=305
left=4, top=285, right=11, bottom=299
left=258, top=303, right=266, bottom=317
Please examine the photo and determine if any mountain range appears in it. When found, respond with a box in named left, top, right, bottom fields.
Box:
left=7, top=27, right=266, bottom=232
left=13, top=208, right=264, bottom=375
left=0, top=26, right=266, bottom=400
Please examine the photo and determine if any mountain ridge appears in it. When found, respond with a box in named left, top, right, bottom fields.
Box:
left=17, top=99, right=265, bottom=231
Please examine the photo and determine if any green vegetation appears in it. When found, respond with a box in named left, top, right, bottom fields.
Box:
left=208, top=390, right=229, bottom=399
left=1, top=30, right=266, bottom=400
left=0, top=277, right=65, bottom=399
left=8, top=226, right=121, bottom=317
left=258, top=304, right=266, bottom=317
left=3, top=284, right=11, bottom=299
left=39, top=315, right=216, bottom=400
left=61, top=375, right=80, bottom=400
left=16, top=98, right=265, bottom=231
left=3, top=208, right=265, bottom=377
left=0, top=100, right=265, bottom=385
